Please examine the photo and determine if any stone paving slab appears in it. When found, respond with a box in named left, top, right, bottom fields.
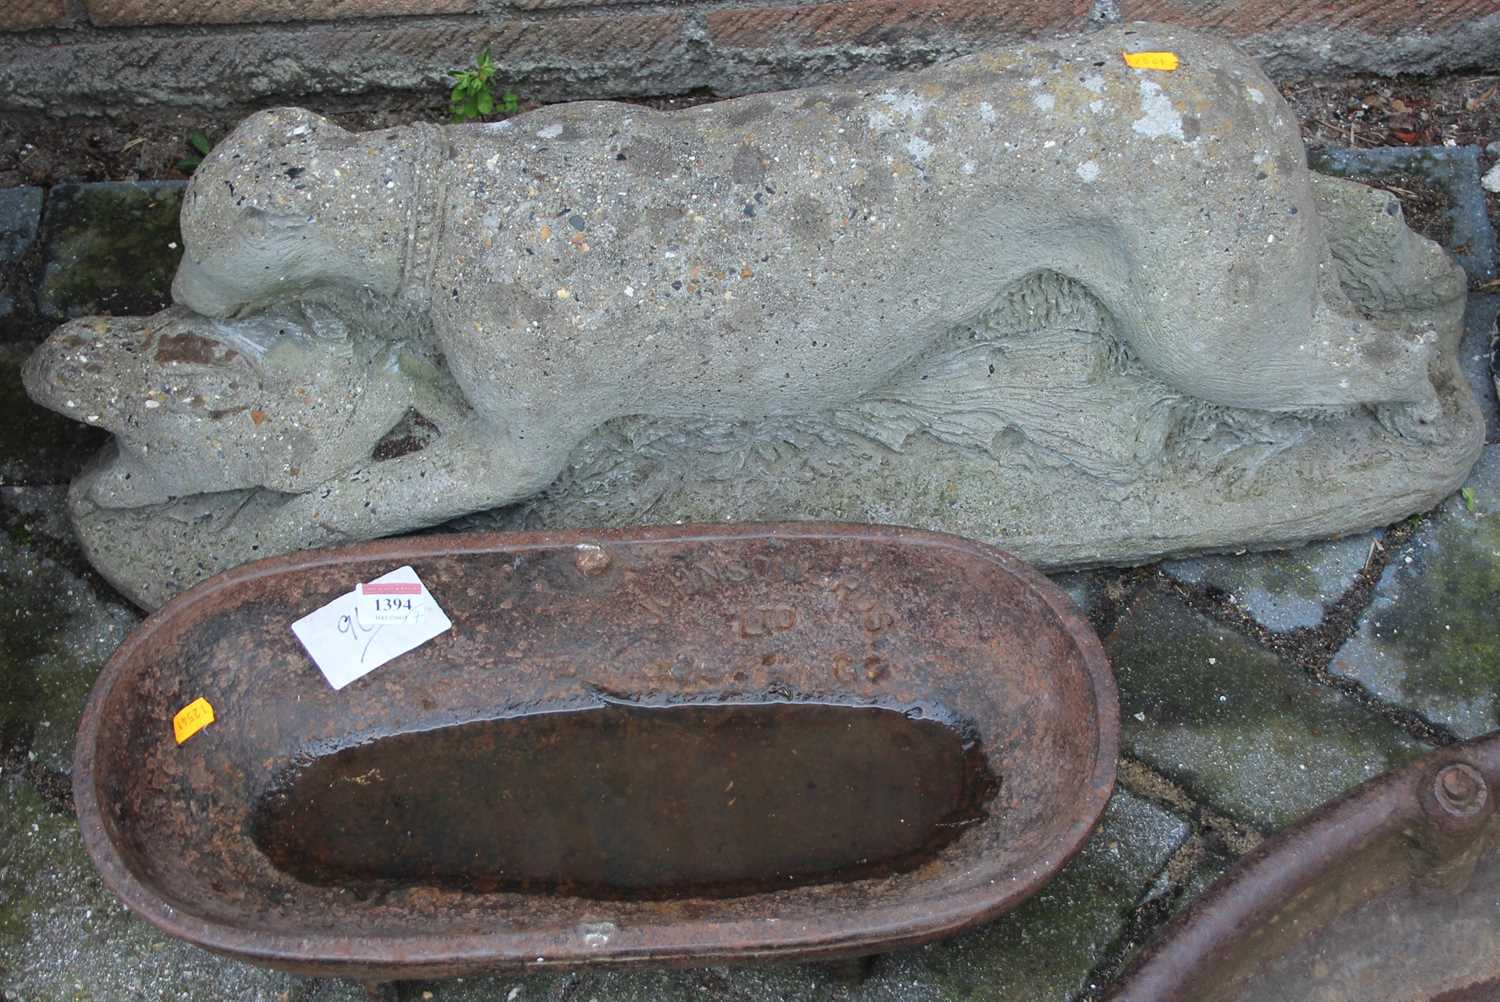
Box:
left=0, top=774, right=358, bottom=1002
left=0, top=342, right=108, bottom=487
left=0, top=487, right=139, bottom=775
left=0, top=786, right=1187, bottom=1002
left=1160, top=530, right=1381, bottom=634
left=1107, top=587, right=1432, bottom=830
left=1463, top=292, right=1500, bottom=442
left=37, top=180, right=184, bottom=320
left=1331, top=444, right=1500, bottom=739
left=0, top=186, right=42, bottom=330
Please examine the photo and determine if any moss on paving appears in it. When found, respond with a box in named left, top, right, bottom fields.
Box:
left=1332, top=446, right=1500, bottom=738
left=0, top=489, right=138, bottom=776
left=36, top=182, right=184, bottom=320
left=1161, top=532, right=1376, bottom=633
left=0, top=494, right=71, bottom=761
left=1108, top=588, right=1431, bottom=830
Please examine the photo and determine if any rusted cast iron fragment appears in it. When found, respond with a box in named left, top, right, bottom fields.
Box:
left=1109, top=731, right=1500, bottom=1001
left=74, top=523, right=1116, bottom=980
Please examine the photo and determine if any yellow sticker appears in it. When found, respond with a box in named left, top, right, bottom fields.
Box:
left=173, top=697, right=215, bottom=745
left=1123, top=51, right=1180, bottom=71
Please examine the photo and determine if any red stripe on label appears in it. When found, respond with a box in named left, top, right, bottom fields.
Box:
left=362, top=582, right=422, bottom=596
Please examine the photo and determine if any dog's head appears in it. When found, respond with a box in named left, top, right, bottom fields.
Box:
left=173, top=108, right=419, bottom=318
left=25, top=305, right=408, bottom=507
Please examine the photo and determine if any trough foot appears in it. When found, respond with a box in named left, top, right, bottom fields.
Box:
left=814, top=955, right=877, bottom=984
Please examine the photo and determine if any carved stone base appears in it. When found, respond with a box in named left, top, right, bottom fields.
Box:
left=460, top=369, right=1484, bottom=563
left=70, top=363, right=1482, bottom=610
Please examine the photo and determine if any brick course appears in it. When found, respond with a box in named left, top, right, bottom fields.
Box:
left=1, top=0, right=1498, bottom=113
left=85, top=0, right=477, bottom=28
left=1127, top=0, right=1498, bottom=37
left=0, top=12, right=693, bottom=111
left=0, top=0, right=71, bottom=31
left=479, top=11, right=687, bottom=62
left=504, top=0, right=679, bottom=9
left=707, top=0, right=1089, bottom=51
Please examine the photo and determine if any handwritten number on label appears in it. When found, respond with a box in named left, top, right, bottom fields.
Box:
left=337, top=607, right=384, bottom=663
left=291, top=565, right=452, bottom=690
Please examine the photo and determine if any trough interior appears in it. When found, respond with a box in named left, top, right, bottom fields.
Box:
left=251, top=700, right=999, bottom=898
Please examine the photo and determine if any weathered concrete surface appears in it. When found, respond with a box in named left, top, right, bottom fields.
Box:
left=1161, top=530, right=1379, bottom=634
left=1310, top=146, right=1498, bottom=287
left=24, top=26, right=1488, bottom=609
left=1311, top=145, right=1500, bottom=442
left=1107, top=588, right=1431, bottom=829
left=1331, top=444, right=1500, bottom=739
left=1162, top=9, right=1500, bottom=80
left=0, top=775, right=351, bottom=1002
left=37, top=181, right=184, bottom=320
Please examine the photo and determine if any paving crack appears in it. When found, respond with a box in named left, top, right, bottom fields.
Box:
left=1153, top=514, right=1460, bottom=748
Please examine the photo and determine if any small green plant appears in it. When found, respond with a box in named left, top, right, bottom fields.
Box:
left=177, top=131, right=214, bottom=173
left=1461, top=486, right=1478, bottom=513
left=449, top=48, right=518, bottom=123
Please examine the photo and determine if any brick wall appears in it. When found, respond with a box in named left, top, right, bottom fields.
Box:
left=1, top=0, right=1498, bottom=113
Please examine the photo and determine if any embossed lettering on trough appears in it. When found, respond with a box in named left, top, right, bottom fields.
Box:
left=22, top=23, right=1487, bottom=609
left=73, top=523, right=1117, bottom=980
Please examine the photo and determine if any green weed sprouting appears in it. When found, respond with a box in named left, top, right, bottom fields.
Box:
left=450, top=48, right=519, bottom=123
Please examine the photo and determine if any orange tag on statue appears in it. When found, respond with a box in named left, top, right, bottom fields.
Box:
left=1123, top=51, right=1180, bottom=71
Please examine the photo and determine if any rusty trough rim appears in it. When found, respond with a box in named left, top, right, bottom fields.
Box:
left=1107, top=729, right=1500, bottom=1001
left=73, top=521, right=1118, bottom=974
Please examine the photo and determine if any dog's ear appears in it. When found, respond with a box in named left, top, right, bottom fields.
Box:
left=185, top=108, right=353, bottom=222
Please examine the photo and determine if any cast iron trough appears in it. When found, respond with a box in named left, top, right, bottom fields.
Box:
left=74, top=522, right=1117, bottom=983
left=1109, top=729, right=1500, bottom=1001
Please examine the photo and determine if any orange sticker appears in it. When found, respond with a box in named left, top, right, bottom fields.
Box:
left=173, top=697, right=215, bottom=745
left=1123, top=51, right=1180, bottom=71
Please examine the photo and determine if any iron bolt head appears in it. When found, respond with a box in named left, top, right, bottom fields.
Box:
left=1434, top=763, right=1487, bottom=817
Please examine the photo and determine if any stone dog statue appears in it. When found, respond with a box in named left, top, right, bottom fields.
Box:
left=24, top=23, right=1485, bottom=608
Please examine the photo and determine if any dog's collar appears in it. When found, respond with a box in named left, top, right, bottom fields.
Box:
left=398, top=122, right=448, bottom=309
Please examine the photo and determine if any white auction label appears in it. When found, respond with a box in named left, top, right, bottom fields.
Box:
left=290, top=565, right=452, bottom=690
left=358, top=578, right=427, bottom=624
